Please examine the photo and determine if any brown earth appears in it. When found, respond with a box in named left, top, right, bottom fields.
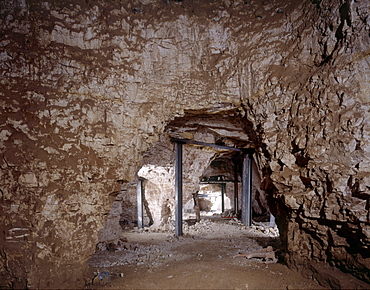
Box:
left=88, top=219, right=325, bottom=289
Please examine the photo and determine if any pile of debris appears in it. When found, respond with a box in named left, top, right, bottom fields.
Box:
left=250, top=223, right=280, bottom=237
left=183, top=218, right=279, bottom=238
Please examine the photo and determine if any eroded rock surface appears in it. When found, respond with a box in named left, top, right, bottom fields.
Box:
left=0, top=0, right=369, bottom=288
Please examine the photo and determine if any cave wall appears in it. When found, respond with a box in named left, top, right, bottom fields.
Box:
left=0, top=0, right=369, bottom=287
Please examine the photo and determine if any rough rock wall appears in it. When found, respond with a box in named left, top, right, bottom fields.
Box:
left=0, top=0, right=369, bottom=287
left=249, top=1, right=370, bottom=284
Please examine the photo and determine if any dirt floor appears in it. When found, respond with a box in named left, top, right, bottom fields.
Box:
left=88, top=219, right=325, bottom=289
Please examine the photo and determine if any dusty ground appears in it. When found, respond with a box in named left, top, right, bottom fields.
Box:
left=88, top=219, right=325, bottom=289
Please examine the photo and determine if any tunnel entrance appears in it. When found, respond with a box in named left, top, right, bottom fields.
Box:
left=94, top=111, right=278, bottom=250
left=131, top=111, right=276, bottom=235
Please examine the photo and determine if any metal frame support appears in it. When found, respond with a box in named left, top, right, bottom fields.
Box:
left=241, top=153, right=253, bottom=226
left=221, top=183, right=225, bottom=213
left=234, top=161, right=238, bottom=215
left=171, top=138, right=244, bottom=152
left=175, top=141, right=183, bottom=236
left=137, top=179, right=144, bottom=229
left=171, top=138, right=254, bottom=232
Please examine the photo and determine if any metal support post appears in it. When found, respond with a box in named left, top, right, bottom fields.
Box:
left=175, top=142, right=183, bottom=236
left=234, top=161, right=238, bottom=215
left=137, top=179, right=144, bottom=229
left=221, top=183, right=225, bottom=213
left=241, top=153, right=253, bottom=226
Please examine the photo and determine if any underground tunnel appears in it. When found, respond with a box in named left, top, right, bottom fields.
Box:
left=1, top=0, right=370, bottom=288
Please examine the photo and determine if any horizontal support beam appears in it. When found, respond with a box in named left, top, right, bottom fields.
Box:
left=171, top=138, right=254, bottom=153
left=200, top=180, right=238, bottom=184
